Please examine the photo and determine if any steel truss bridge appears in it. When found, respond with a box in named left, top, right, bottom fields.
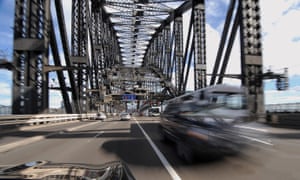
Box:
left=8, top=0, right=287, bottom=116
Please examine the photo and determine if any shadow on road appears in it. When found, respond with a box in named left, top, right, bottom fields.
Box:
left=101, top=122, right=228, bottom=167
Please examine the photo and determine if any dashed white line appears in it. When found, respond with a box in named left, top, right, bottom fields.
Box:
left=88, top=131, right=104, bottom=143
left=134, top=118, right=182, bottom=180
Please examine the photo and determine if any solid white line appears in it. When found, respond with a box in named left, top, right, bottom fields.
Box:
left=66, top=121, right=100, bottom=131
left=240, top=135, right=273, bottom=146
left=234, top=125, right=269, bottom=133
left=134, top=119, right=182, bottom=180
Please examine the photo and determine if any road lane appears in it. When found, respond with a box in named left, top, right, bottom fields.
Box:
left=0, top=118, right=173, bottom=180
left=136, top=117, right=300, bottom=180
left=1, top=116, right=300, bottom=180
left=135, top=117, right=181, bottom=180
left=0, top=120, right=104, bottom=152
left=0, top=120, right=91, bottom=146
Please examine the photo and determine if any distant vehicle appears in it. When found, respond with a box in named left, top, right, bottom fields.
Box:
left=120, top=112, right=131, bottom=121
left=160, top=84, right=253, bottom=163
left=148, top=106, right=161, bottom=116
left=95, top=112, right=107, bottom=120
left=0, top=160, right=136, bottom=179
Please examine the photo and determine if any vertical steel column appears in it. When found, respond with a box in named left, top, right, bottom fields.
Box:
left=150, top=41, right=155, bottom=66
left=239, top=0, right=264, bottom=117
left=193, top=1, right=207, bottom=90
left=12, top=0, right=50, bottom=114
left=163, top=26, right=170, bottom=77
left=153, top=38, right=158, bottom=67
left=90, top=2, right=104, bottom=110
left=71, top=0, right=89, bottom=113
left=174, top=16, right=184, bottom=95
left=165, top=25, right=173, bottom=80
left=158, top=32, right=163, bottom=70
left=107, top=25, right=118, bottom=69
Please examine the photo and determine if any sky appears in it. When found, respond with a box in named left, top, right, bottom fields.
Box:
left=0, top=0, right=300, bottom=108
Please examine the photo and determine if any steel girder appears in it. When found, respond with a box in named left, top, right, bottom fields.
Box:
left=174, top=16, right=184, bottom=95
left=193, top=1, right=207, bottom=90
left=206, top=0, right=264, bottom=115
left=90, top=4, right=104, bottom=109
left=239, top=0, right=264, bottom=116
left=53, top=0, right=80, bottom=114
left=49, top=20, right=72, bottom=113
left=12, top=0, right=51, bottom=114
left=143, top=1, right=206, bottom=97
left=71, top=0, right=90, bottom=113
left=10, top=0, right=265, bottom=116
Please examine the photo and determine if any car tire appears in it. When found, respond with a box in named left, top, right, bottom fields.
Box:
left=176, top=141, right=195, bottom=164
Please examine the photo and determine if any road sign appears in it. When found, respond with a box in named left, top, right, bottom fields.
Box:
left=122, top=94, right=136, bottom=101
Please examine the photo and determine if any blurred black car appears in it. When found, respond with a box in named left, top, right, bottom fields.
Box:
left=0, top=160, right=135, bottom=180
left=160, top=85, right=252, bottom=163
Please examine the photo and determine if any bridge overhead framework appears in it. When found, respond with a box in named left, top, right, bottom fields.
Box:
left=11, top=0, right=267, bottom=117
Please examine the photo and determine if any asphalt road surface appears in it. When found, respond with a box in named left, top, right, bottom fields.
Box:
left=0, top=116, right=299, bottom=180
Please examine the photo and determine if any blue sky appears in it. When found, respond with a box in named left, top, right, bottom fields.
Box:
left=0, top=0, right=300, bottom=108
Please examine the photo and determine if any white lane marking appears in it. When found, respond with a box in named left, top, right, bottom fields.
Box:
left=0, top=136, right=45, bottom=153
left=0, top=121, right=101, bottom=153
left=66, top=121, right=100, bottom=131
left=134, top=118, right=182, bottom=180
left=95, top=131, right=104, bottom=138
left=234, top=125, right=269, bottom=133
left=88, top=131, right=104, bottom=143
left=240, top=135, right=273, bottom=146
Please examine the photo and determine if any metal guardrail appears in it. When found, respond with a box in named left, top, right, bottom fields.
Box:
left=0, top=113, right=97, bottom=127
left=265, top=103, right=300, bottom=113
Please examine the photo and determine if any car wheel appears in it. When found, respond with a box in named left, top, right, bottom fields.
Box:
left=176, top=141, right=195, bottom=164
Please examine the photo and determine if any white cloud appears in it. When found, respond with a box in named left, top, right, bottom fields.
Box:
left=290, top=86, right=300, bottom=91
left=0, top=82, right=11, bottom=96
left=206, top=1, right=224, bottom=17
left=265, top=89, right=300, bottom=104
left=49, top=90, right=63, bottom=108
left=260, top=0, right=300, bottom=75
left=205, top=0, right=300, bottom=84
left=59, top=0, right=72, bottom=47
left=0, top=98, right=11, bottom=106
left=0, top=81, right=11, bottom=106
left=206, top=23, right=242, bottom=85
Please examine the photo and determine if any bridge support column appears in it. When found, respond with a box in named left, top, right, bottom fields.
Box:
left=163, top=25, right=171, bottom=79
left=71, top=0, right=90, bottom=113
left=12, top=0, right=51, bottom=114
left=174, top=16, right=184, bottom=95
left=239, top=0, right=265, bottom=120
left=193, top=1, right=207, bottom=90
